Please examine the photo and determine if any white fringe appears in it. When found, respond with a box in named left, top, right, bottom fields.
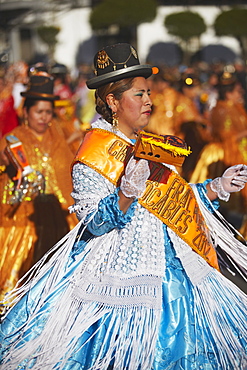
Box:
left=167, top=185, right=247, bottom=369
left=1, top=221, right=162, bottom=369
left=2, top=286, right=161, bottom=370
left=2, top=179, right=247, bottom=369
left=68, top=194, right=100, bottom=222
left=194, top=270, right=247, bottom=369
left=1, top=218, right=86, bottom=316
left=190, top=184, right=247, bottom=276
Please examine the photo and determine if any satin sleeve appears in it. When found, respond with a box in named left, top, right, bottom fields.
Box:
left=195, top=179, right=220, bottom=212
left=86, top=190, right=137, bottom=236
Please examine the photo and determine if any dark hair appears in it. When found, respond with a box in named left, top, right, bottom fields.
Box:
left=217, top=80, right=239, bottom=101
left=53, top=73, right=67, bottom=85
left=23, top=98, right=54, bottom=112
left=95, top=77, right=135, bottom=124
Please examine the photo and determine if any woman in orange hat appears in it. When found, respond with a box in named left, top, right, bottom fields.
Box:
left=1, top=44, right=247, bottom=370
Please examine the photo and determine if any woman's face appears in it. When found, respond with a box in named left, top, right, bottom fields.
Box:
left=25, top=100, right=53, bottom=135
left=114, top=77, right=152, bottom=139
left=227, top=83, right=244, bottom=105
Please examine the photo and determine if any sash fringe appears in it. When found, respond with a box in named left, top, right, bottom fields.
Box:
left=191, top=184, right=247, bottom=276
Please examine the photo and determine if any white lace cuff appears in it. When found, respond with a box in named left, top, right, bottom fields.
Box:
left=209, top=177, right=230, bottom=202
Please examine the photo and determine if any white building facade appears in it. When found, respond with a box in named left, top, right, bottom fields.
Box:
left=0, top=3, right=243, bottom=70
left=53, top=5, right=241, bottom=70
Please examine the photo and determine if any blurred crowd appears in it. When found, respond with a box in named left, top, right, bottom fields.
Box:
left=1, top=57, right=247, bottom=194
left=1, top=58, right=247, bottom=184
left=0, top=56, right=247, bottom=303
left=0, top=61, right=99, bottom=154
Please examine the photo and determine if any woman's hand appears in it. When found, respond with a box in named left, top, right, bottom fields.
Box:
left=120, top=157, right=150, bottom=199
left=118, top=157, right=150, bottom=214
left=209, top=164, right=247, bottom=201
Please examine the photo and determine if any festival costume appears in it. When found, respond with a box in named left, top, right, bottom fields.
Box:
left=146, top=87, right=202, bottom=139
left=0, top=123, right=77, bottom=305
left=190, top=99, right=247, bottom=234
left=0, top=118, right=247, bottom=370
left=54, top=99, right=85, bottom=155
left=210, top=100, right=247, bottom=166
left=145, top=87, right=211, bottom=141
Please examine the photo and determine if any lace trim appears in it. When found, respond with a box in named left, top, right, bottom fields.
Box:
left=73, top=274, right=162, bottom=309
left=69, top=163, right=115, bottom=221
left=209, top=177, right=230, bottom=202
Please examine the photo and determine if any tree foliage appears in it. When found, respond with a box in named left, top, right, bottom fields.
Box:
left=37, top=26, right=61, bottom=61
left=37, top=26, right=60, bottom=47
left=89, top=0, right=157, bottom=30
left=214, top=8, right=247, bottom=37
left=164, top=11, right=206, bottom=41
left=214, top=8, right=247, bottom=60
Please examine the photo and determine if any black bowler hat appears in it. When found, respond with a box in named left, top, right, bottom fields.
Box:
left=86, top=43, right=153, bottom=89
left=28, top=62, right=49, bottom=76
left=21, top=71, right=59, bottom=101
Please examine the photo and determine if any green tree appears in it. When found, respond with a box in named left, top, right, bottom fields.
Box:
left=164, top=11, right=206, bottom=64
left=89, top=0, right=157, bottom=48
left=214, top=8, right=247, bottom=62
left=37, top=25, right=61, bottom=62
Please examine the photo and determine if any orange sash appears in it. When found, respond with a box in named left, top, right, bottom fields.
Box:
left=73, top=128, right=132, bottom=185
left=73, top=129, right=219, bottom=270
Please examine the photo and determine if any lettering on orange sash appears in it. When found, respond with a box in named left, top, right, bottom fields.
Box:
left=139, top=172, right=219, bottom=270
left=108, top=140, right=130, bottom=162
left=73, top=129, right=219, bottom=270
left=73, top=129, right=132, bottom=185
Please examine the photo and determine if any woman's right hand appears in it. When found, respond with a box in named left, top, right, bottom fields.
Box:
left=120, top=156, right=150, bottom=199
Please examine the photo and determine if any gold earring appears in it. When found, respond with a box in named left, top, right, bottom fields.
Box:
left=112, top=112, right=118, bottom=130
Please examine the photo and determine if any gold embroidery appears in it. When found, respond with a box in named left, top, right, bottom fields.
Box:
left=97, top=50, right=110, bottom=69
left=139, top=172, right=219, bottom=270
left=131, top=46, right=138, bottom=59
left=96, top=46, right=137, bottom=72
left=108, top=140, right=129, bottom=162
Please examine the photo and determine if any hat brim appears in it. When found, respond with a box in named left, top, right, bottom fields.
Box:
left=86, top=64, right=153, bottom=89
left=21, top=91, right=60, bottom=101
